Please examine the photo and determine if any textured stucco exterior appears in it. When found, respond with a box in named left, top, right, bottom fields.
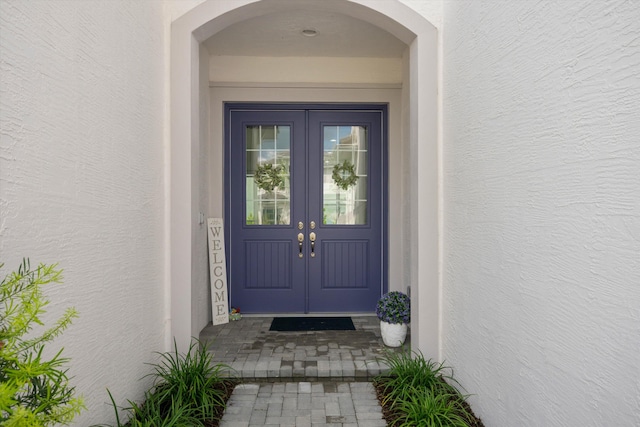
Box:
left=0, top=0, right=176, bottom=424
left=1, top=0, right=639, bottom=426
left=442, top=1, right=640, bottom=425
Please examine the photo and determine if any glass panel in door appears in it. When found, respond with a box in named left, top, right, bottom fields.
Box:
left=322, top=126, right=368, bottom=225
left=245, top=125, right=291, bottom=225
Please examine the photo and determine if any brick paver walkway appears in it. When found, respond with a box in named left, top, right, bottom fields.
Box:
left=220, top=382, right=386, bottom=427
left=200, top=316, right=409, bottom=426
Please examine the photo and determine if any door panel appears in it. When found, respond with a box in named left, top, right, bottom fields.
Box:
left=226, top=106, right=384, bottom=313
left=307, top=111, right=383, bottom=312
left=228, top=110, right=306, bottom=313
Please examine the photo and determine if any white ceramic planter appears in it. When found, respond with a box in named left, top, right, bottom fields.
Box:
left=380, top=321, right=408, bottom=347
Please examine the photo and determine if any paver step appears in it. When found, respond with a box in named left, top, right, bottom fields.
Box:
left=220, top=358, right=390, bottom=382
left=200, top=315, right=408, bottom=382
left=219, top=381, right=387, bottom=427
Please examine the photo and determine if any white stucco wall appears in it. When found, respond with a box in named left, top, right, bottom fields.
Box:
left=209, top=56, right=403, bottom=83
left=0, top=0, right=174, bottom=424
left=13, top=0, right=638, bottom=425
left=193, top=42, right=213, bottom=335
left=443, top=1, right=640, bottom=426
left=401, top=0, right=442, bottom=30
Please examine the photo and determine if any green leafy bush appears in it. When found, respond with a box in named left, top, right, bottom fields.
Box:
left=377, top=350, right=461, bottom=405
left=0, top=260, right=84, bottom=426
left=394, top=388, right=473, bottom=427
left=375, top=350, right=479, bottom=427
left=98, top=340, right=234, bottom=427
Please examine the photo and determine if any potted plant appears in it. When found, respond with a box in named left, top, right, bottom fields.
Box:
left=376, top=291, right=410, bottom=347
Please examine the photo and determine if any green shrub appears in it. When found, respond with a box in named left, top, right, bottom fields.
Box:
left=103, top=389, right=201, bottom=427
left=145, top=340, right=232, bottom=421
left=376, top=350, right=475, bottom=427
left=394, top=388, right=472, bottom=427
left=377, top=350, right=461, bottom=405
left=0, top=260, right=84, bottom=426
left=98, top=340, right=234, bottom=426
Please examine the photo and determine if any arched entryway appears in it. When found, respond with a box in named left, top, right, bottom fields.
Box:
left=170, top=0, right=439, bottom=359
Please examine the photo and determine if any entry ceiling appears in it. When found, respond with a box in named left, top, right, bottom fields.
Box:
left=203, top=9, right=406, bottom=58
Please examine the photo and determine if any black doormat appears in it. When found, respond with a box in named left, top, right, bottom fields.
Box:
left=269, top=317, right=355, bottom=331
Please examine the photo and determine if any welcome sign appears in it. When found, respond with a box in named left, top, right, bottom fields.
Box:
left=207, top=218, right=229, bottom=325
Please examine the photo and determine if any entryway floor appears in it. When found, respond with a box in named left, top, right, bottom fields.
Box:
left=199, top=315, right=410, bottom=382
left=200, top=315, right=410, bottom=426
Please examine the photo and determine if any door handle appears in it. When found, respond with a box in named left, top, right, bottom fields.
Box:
left=297, top=233, right=304, bottom=258
left=309, top=232, right=316, bottom=257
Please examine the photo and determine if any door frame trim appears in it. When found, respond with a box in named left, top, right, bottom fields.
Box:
left=224, top=102, right=389, bottom=312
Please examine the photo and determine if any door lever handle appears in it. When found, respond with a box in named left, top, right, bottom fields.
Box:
left=309, top=232, right=316, bottom=257
left=297, top=233, right=304, bottom=258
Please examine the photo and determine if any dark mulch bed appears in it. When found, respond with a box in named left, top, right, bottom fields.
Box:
left=120, top=380, right=237, bottom=427
left=374, top=379, right=485, bottom=427
left=202, top=380, right=237, bottom=427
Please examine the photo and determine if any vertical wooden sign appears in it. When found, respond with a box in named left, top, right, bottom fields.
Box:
left=208, top=218, right=229, bottom=325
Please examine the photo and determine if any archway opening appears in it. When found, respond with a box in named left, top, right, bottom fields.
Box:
left=170, top=0, right=439, bottom=359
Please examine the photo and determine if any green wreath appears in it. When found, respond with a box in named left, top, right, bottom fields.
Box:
left=332, top=160, right=359, bottom=190
left=254, top=163, right=285, bottom=192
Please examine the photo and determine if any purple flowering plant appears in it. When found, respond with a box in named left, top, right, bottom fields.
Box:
left=376, top=291, right=411, bottom=324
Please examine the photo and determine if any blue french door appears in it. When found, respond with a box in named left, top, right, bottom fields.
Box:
left=226, top=105, right=386, bottom=313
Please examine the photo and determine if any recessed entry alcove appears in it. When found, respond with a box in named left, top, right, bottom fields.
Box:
left=170, top=0, right=439, bottom=359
